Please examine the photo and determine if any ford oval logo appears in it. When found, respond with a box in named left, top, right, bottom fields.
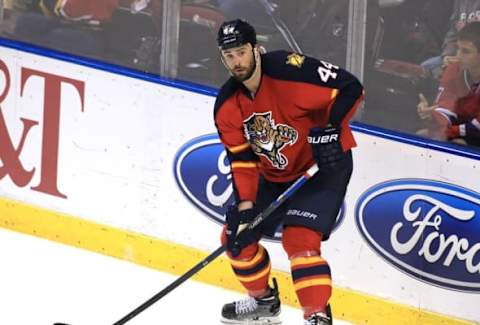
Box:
left=174, top=134, right=233, bottom=225
left=355, top=179, right=480, bottom=292
left=174, top=134, right=345, bottom=241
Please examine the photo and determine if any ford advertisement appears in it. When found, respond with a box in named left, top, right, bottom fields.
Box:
left=355, top=179, right=480, bottom=292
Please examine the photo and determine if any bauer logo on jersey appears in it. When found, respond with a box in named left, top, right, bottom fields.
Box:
left=286, top=53, right=305, bottom=68
left=243, top=112, right=298, bottom=169
left=355, top=179, right=480, bottom=292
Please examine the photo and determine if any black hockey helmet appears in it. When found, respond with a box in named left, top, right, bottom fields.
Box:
left=217, top=19, right=257, bottom=50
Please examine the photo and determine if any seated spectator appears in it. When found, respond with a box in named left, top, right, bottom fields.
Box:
left=102, top=0, right=160, bottom=69
left=14, top=0, right=120, bottom=57
left=11, top=0, right=40, bottom=12
left=421, top=0, right=480, bottom=79
left=40, top=0, right=119, bottom=24
left=216, top=0, right=273, bottom=33
left=448, top=85, right=480, bottom=145
left=217, top=0, right=351, bottom=65
left=417, top=21, right=480, bottom=147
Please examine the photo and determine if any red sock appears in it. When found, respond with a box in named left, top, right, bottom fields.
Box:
left=282, top=226, right=332, bottom=318
left=221, top=227, right=271, bottom=296
left=291, top=255, right=332, bottom=318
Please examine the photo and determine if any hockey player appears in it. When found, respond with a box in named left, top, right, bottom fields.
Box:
left=213, top=19, right=364, bottom=325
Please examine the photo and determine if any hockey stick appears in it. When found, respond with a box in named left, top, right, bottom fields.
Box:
left=54, top=164, right=319, bottom=325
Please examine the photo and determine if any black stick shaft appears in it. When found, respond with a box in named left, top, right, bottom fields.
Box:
left=113, top=245, right=226, bottom=325
left=112, top=164, right=319, bottom=325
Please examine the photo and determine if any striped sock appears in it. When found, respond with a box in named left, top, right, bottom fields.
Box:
left=230, top=245, right=271, bottom=296
left=291, top=255, right=332, bottom=318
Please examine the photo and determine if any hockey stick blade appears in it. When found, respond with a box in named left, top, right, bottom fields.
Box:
left=56, top=164, right=319, bottom=325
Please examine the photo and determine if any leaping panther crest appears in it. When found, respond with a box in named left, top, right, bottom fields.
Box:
left=243, top=112, right=298, bottom=169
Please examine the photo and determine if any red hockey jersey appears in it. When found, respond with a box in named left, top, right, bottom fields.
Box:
left=214, top=51, right=364, bottom=202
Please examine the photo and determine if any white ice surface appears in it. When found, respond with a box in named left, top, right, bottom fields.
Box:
left=0, top=228, right=352, bottom=325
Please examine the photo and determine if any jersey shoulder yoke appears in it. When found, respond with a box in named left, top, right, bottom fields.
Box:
left=262, top=50, right=321, bottom=85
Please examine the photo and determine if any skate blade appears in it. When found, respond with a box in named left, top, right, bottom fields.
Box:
left=220, top=315, right=282, bottom=324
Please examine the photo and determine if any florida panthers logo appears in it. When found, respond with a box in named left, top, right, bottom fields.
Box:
left=243, top=112, right=298, bottom=169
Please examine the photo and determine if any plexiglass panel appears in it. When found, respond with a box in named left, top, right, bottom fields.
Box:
left=2, top=0, right=479, bottom=150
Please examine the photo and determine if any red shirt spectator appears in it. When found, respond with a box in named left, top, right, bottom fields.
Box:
left=41, top=0, right=119, bottom=23
left=436, top=62, right=472, bottom=111
left=418, top=22, right=480, bottom=146
left=428, top=62, right=480, bottom=144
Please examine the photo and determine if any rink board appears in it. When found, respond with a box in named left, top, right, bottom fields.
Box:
left=0, top=41, right=478, bottom=324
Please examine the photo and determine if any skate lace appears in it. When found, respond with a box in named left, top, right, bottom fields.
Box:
left=235, top=297, right=258, bottom=315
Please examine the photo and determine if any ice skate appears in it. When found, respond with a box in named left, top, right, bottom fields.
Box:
left=304, top=304, right=332, bottom=325
left=221, top=278, right=281, bottom=324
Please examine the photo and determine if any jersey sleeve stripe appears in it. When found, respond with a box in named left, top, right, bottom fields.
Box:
left=231, top=162, right=258, bottom=169
left=228, top=142, right=251, bottom=153
left=330, top=88, right=339, bottom=100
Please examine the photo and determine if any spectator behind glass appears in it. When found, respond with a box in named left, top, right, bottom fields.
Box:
left=40, top=0, right=119, bottom=24
left=422, top=0, right=480, bottom=79
left=217, top=0, right=273, bottom=31
left=11, top=0, right=39, bottom=11
left=216, top=0, right=350, bottom=66
left=417, top=21, right=480, bottom=147
left=289, top=0, right=349, bottom=66
left=14, top=0, right=120, bottom=57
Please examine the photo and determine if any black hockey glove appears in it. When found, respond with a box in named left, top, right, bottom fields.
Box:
left=308, top=126, right=347, bottom=170
left=225, top=206, right=261, bottom=257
